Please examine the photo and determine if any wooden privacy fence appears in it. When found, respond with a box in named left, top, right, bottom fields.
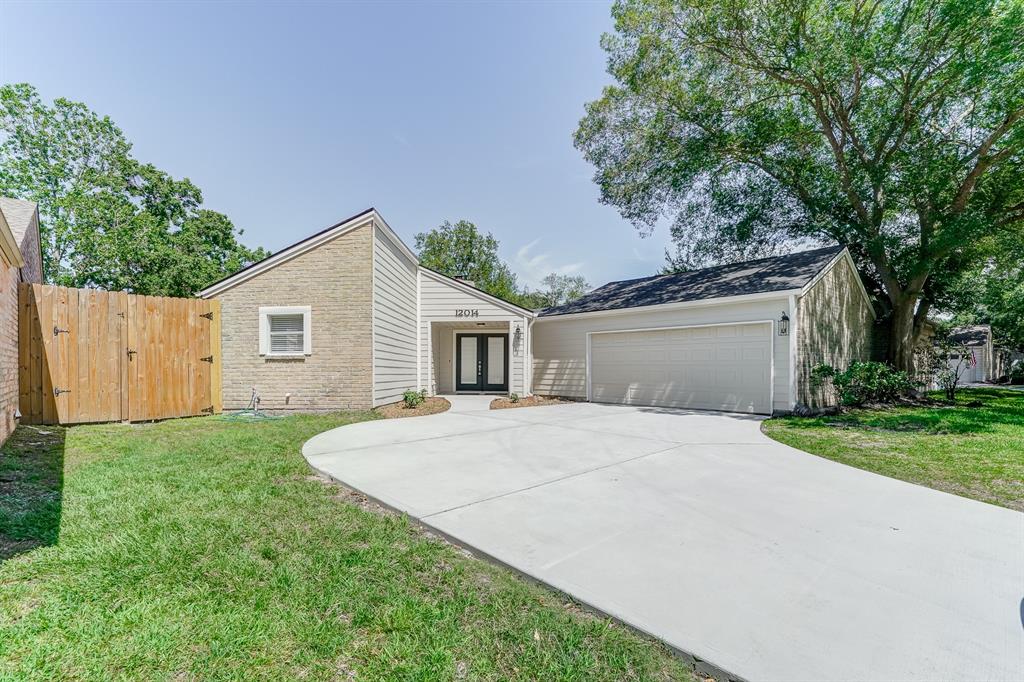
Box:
left=18, top=283, right=222, bottom=425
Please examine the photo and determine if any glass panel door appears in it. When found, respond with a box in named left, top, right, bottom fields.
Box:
left=459, top=335, right=479, bottom=388
left=486, top=336, right=505, bottom=385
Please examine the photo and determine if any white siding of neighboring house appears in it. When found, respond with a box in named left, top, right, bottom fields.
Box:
left=418, top=270, right=530, bottom=396
left=372, top=224, right=419, bottom=406
left=532, top=297, right=795, bottom=413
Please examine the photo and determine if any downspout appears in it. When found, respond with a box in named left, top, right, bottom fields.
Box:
left=788, top=294, right=799, bottom=411
left=526, top=317, right=535, bottom=395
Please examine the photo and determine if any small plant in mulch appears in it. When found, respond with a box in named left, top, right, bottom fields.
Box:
left=402, top=389, right=427, bottom=409
left=490, top=395, right=574, bottom=410
left=376, top=395, right=451, bottom=419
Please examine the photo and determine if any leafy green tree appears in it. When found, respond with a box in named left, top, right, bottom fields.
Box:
left=946, top=249, right=1024, bottom=350
left=525, top=273, right=591, bottom=308
left=0, top=83, right=267, bottom=295
left=415, top=220, right=523, bottom=302
left=575, top=0, right=1024, bottom=371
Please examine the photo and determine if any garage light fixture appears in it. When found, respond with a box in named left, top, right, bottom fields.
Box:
left=779, top=312, right=790, bottom=336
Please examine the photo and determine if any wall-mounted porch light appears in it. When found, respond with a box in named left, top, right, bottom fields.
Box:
left=513, top=324, right=523, bottom=353
left=779, top=311, right=790, bottom=336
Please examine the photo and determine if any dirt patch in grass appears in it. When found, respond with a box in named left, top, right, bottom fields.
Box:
left=374, top=396, right=450, bottom=419
left=490, top=395, right=574, bottom=410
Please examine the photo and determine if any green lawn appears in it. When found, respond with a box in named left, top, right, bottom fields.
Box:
left=763, top=388, right=1024, bottom=511
left=0, top=413, right=692, bottom=681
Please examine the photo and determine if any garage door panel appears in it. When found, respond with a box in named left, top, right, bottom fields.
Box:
left=590, top=323, right=772, bottom=414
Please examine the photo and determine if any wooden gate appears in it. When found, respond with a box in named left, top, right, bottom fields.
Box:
left=18, top=284, right=222, bottom=425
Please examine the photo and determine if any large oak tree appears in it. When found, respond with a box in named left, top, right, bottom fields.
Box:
left=0, top=83, right=268, bottom=296
left=575, top=0, right=1024, bottom=370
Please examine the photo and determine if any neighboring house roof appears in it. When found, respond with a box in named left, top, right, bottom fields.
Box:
left=539, top=245, right=847, bottom=317
left=0, top=197, right=39, bottom=268
left=947, top=325, right=991, bottom=348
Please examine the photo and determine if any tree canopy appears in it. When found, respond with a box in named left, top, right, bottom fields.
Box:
left=415, top=220, right=523, bottom=302
left=575, top=0, right=1024, bottom=369
left=415, top=220, right=590, bottom=310
left=0, top=83, right=268, bottom=296
left=527, top=273, right=591, bottom=309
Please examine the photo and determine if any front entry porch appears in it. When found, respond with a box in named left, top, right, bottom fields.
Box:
left=428, top=320, right=521, bottom=395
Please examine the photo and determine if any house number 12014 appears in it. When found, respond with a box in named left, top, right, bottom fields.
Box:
left=455, top=309, right=479, bottom=318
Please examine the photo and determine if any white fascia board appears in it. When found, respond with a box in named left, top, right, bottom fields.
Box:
left=371, top=211, right=419, bottom=266
left=799, top=247, right=877, bottom=320
left=198, top=211, right=376, bottom=298
left=534, top=289, right=800, bottom=323
left=418, top=267, right=538, bottom=318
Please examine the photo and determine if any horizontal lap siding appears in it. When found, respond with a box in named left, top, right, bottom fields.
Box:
left=372, top=227, right=418, bottom=406
left=418, top=272, right=528, bottom=395
left=532, top=298, right=793, bottom=412
left=797, top=256, right=874, bottom=409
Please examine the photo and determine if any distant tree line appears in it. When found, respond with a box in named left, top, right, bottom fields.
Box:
left=415, top=220, right=589, bottom=310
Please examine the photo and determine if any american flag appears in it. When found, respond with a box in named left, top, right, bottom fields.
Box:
left=968, top=350, right=978, bottom=368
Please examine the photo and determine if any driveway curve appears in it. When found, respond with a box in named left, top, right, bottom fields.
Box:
left=303, top=398, right=1024, bottom=682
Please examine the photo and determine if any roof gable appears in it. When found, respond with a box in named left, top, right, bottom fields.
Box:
left=540, top=245, right=846, bottom=317
left=419, top=266, right=536, bottom=317
left=199, top=208, right=417, bottom=297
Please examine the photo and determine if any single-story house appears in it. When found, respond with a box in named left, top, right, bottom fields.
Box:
left=944, top=325, right=1022, bottom=384
left=0, top=198, right=43, bottom=445
left=200, top=208, right=876, bottom=415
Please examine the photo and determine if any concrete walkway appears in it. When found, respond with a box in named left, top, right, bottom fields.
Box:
left=303, top=401, right=1024, bottom=682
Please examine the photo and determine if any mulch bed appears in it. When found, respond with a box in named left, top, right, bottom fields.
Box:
left=490, top=395, right=574, bottom=410
left=374, top=396, right=451, bottom=419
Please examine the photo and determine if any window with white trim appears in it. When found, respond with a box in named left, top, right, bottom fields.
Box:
left=259, top=306, right=311, bottom=356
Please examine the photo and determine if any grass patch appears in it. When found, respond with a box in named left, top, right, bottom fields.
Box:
left=763, top=388, right=1024, bottom=511
left=0, top=412, right=692, bottom=681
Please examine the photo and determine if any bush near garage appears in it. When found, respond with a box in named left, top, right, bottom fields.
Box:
left=1009, top=361, right=1024, bottom=385
left=811, top=361, right=919, bottom=407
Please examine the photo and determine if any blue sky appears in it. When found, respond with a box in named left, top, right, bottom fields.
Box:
left=0, top=0, right=671, bottom=289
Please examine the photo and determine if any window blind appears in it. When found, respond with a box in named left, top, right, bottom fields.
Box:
left=269, top=313, right=304, bottom=353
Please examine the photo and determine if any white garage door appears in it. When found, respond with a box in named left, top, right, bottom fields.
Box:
left=589, top=323, right=773, bottom=414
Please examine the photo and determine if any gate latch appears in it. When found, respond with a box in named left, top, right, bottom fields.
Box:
left=200, top=355, right=214, bottom=363
left=54, top=387, right=71, bottom=397
left=53, top=326, right=70, bottom=336
left=127, top=349, right=137, bottom=359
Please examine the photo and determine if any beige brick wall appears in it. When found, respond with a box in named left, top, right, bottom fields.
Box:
left=16, top=211, right=42, bottom=286
left=0, top=259, right=18, bottom=444
left=0, top=207, right=42, bottom=446
left=796, top=255, right=875, bottom=409
left=214, top=222, right=374, bottom=412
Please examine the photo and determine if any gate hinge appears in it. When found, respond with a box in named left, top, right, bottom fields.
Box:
left=200, top=355, right=214, bottom=363
left=199, top=312, right=214, bottom=320
left=201, top=406, right=214, bottom=414
left=54, top=387, right=71, bottom=397
left=53, top=326, right=70, bottom=336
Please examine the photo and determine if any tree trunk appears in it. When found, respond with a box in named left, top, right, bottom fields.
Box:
left=889, top=296, right=919, bottom=373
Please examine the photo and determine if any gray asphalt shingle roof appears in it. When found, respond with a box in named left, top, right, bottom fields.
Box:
left=539, top=245, right=846, bottom=317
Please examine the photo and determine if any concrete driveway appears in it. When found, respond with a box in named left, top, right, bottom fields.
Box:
left=303, top=397, right=1024, bottom=682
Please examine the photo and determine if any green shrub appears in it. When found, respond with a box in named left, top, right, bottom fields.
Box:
left=811, top=361, right=918, bottom=407
left=402, top=389, right=425, bottom=409
left=509, top=393, right=520, bottom=403
left=1010, top=361, right=1024, bottom=385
